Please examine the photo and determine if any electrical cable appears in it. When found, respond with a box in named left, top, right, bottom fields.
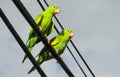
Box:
left=36, top=0, right=87, bottom=76
left=0, top=8, right=47, bottom=77
left=37, top=0, right=95, bottom=77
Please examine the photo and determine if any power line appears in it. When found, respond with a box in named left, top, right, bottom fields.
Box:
left=70, top=40, right=95, bottom=77
left=43, top=1, right=95, bottom=77
left=12, top=0, right=74, bottom=76
left=36, top=0, right=87, bottom=76
left=0, top=8, right=47, bottom=77
left=37, top=0, right=95, bottom=77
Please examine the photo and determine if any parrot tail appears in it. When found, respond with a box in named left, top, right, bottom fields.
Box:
left=22, top=55, right=27, bottom=63
left=28, top=66, right=35, bottom=74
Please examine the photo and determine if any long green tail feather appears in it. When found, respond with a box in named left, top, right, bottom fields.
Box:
left=28, top=66, right=35, bottom=74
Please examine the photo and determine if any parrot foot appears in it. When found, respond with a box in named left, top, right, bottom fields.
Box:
left=47, top=38, right=50, bottom=44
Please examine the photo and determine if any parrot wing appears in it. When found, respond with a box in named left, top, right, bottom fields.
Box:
left=50, top=36, right=61, bottom=46
left=26, top=14, right=43, bottom=44
left=46, top=21, right=55, bottom=36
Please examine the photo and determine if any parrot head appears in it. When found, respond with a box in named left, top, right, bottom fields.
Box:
left=46, top=5, right=60, bottom=14
left=61, top=28, right=74, bottom=38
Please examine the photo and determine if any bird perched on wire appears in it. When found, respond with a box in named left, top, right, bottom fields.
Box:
left=28, top=28, right=74, bottom=74
left=22, top=5, right=60, bottom=63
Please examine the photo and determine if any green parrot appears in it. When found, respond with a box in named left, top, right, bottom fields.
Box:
left=28, top=28, right=74, bottom=74
left=22, top=5, right=60, bottom=63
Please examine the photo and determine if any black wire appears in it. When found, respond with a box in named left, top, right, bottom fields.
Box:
left=67, top=46, right=87, bottom=77
left=37, top=0, right=87, bottom=77
left=37, top=0, right=45, bottom=10
left=44, top=1, right=95, bottom=77
left=0, top=8, right=47, bottom=77
left=38, top=0, right=95, bottom=77
left=12, top=0, right=74, bottom=76
left=70, top=40, right=95, bottom=77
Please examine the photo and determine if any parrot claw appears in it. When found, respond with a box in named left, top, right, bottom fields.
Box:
left=47, top=38, right=50, bottom=44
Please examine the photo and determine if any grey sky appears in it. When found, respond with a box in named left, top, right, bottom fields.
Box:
left=0, top=0, right=120, bottom=77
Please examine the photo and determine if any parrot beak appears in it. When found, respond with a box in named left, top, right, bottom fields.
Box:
left=54, top=9, right=60, bottom=14
left=69, top=32, right=74, bottom=38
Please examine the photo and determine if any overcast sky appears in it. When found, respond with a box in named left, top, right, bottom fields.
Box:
left=0, top=0, right=120, bottom=77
